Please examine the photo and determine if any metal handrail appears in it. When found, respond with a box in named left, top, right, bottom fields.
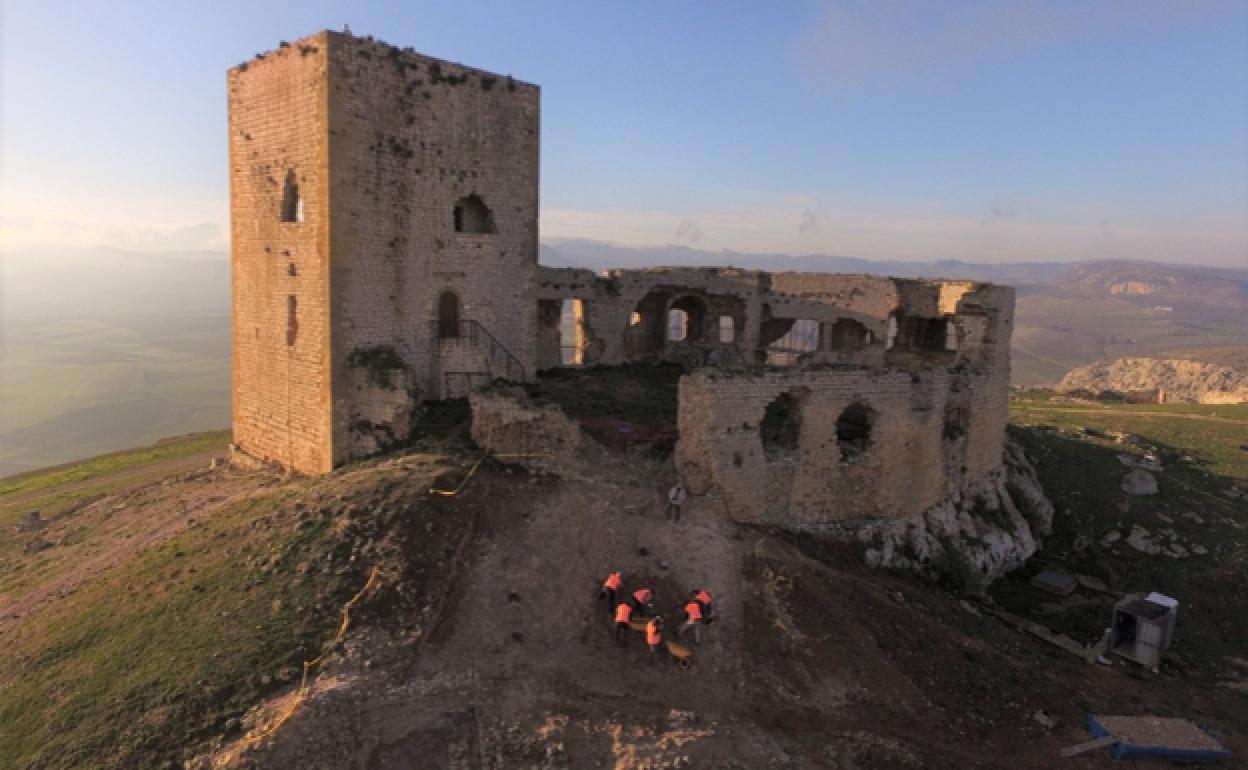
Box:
left=431, top=319, right=526, bottom=382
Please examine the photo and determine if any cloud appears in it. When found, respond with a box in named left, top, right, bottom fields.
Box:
left=674, top=218, right=704, bottom=244
left=798, top=210, right=819, bottom=234
left=795, top=0, right=1229, bottom=87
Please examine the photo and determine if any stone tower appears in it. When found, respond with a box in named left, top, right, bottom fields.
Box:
left=229, top=31, right=539, bottom=474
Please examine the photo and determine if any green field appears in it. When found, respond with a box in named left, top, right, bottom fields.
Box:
left=1010, top=392, right=1248, bottom=479
left=0, top=315, right=230, bottom=477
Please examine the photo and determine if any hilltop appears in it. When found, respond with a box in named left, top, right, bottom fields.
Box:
left=1059, top=357, right=1248, bottom=404
left=2, top=397, right=1246, bottom=768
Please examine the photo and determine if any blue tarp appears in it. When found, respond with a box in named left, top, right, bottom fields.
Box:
left=1088, top=715, right=1231, bottom=763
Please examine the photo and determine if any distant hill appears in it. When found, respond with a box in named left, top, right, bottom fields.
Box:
left=1058, top=356, right=1248, bottom=404
left=3, top=241, right=1246, bottom=475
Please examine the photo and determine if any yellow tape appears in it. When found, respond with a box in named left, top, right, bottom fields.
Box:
left=428, top=455, right=486, bottom=497
left=240, top=565, right=383, bottom=747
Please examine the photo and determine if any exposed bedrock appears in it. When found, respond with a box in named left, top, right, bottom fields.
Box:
left=858, top=439, right=1054, bottom=593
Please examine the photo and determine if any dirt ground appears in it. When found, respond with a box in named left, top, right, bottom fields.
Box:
left=208, top=437, right=1246, bottom=770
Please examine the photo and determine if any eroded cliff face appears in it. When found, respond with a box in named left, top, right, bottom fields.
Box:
left=1058, top=357, right=1248, bottom=404
left=859, top=439, right=1054, bottom=594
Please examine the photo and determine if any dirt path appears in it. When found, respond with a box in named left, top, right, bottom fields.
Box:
left=1011, top=405, right=1248, bottom=425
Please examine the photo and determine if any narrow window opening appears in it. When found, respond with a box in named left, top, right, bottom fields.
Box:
left=561, top=298, right=586, bottom=365
left=943, top=403, right=968, bottom=441
left=719, top=315, right=735, bottom=343
left=281, top=170, right=303, bottom=223
left=437, top=290, right=461, bottom=339
left=453, top=194, right=496, bottom=234
left=945, top=319, right=959, bottom=351
left=286, top=295, right=298, bottom=346
left=668, top=308, right=688, bottom=341
left=835, top=403, right=874, bottom=461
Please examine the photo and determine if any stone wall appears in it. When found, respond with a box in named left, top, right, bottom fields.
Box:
left=230, top=31, right=539, bottom=474
left=229, top=33, right=335, bottom=474
left=671, top=280, right=1013, bottom=531
left=325, top=32, right=539, bottom=464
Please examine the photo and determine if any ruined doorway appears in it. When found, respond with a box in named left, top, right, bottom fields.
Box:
left=626, top=292, right=669, bottom=359
left=437, top=291, right=461, bottom=339
left=668, top=295, right=707, bottom=342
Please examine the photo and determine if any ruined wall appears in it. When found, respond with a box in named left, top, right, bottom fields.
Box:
left=672, top=279, right=1013, bottom=531
left=677, top=369, right=960, bottom=529
left=469, top=388, right=581, bottom=470
left=326, top=33, right=540, bottom=464
left=229, top=34, right=334, bottom=474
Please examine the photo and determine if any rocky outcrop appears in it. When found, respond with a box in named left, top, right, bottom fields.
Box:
left=860, top=439, right=1054, bottom=594
left=1058, top=357, right=1248, bottom=404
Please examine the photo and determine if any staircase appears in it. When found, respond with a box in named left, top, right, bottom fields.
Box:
left=432, top=319, right=526, bottom=399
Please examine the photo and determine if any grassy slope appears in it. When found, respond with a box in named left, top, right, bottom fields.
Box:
left=0, top=433, right=456, bottom=770
left=1001, top=392, right=1248, bottom=687
left=1009, top=394, right=1248, bottom=478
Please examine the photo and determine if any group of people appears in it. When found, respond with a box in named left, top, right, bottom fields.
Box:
left=600, top=571, right=714, bottom=656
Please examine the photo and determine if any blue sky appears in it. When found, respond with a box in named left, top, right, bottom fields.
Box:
left=2, top=0, right=1246, bottom=265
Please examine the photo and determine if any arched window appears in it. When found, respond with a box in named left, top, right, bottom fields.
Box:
left=281, top=170, right=303, bottom=223
left=437, top=291, right=461, bottom=339
left=836, top=403, right=874, bottom=461
left=453, top=194, right=495, bottom=234
left=760, top=389, right=808, bottom=459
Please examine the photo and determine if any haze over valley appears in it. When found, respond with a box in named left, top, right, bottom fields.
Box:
left=4, top=242, right=1245, bottom=476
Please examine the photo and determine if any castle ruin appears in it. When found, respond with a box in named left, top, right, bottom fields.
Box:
left=230, top=32, right=1032, bottom=554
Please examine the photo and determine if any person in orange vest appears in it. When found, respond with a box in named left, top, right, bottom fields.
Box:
left=631, top=586, right=655, bottom=618
left=645, top=616, right=664, bottom=656
left=679, top=598, right=703, bottom=643
left=691, top=588, right=713, bottom=624
left=614, top=601, right=633, bottom=644
left=600, top=571, right=623, bottom=613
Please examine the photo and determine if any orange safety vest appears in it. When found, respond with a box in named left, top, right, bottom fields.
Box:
left=604, top=572, right=622, bottom=591
left=646, top=620, right=662, bottom=646
left=615, top=602, right=633, bottom=624
left=695, top=590, right=712, bottom=606
left=684, top=601, right=703, bottom=623
left=633, top=588, right=653, bottom=604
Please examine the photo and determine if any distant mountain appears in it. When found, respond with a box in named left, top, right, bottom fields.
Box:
left=539, top=238, right=1075, bottom=286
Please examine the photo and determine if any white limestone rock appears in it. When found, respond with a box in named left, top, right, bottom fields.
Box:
left=861, top=439, right=1054, bottom=594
